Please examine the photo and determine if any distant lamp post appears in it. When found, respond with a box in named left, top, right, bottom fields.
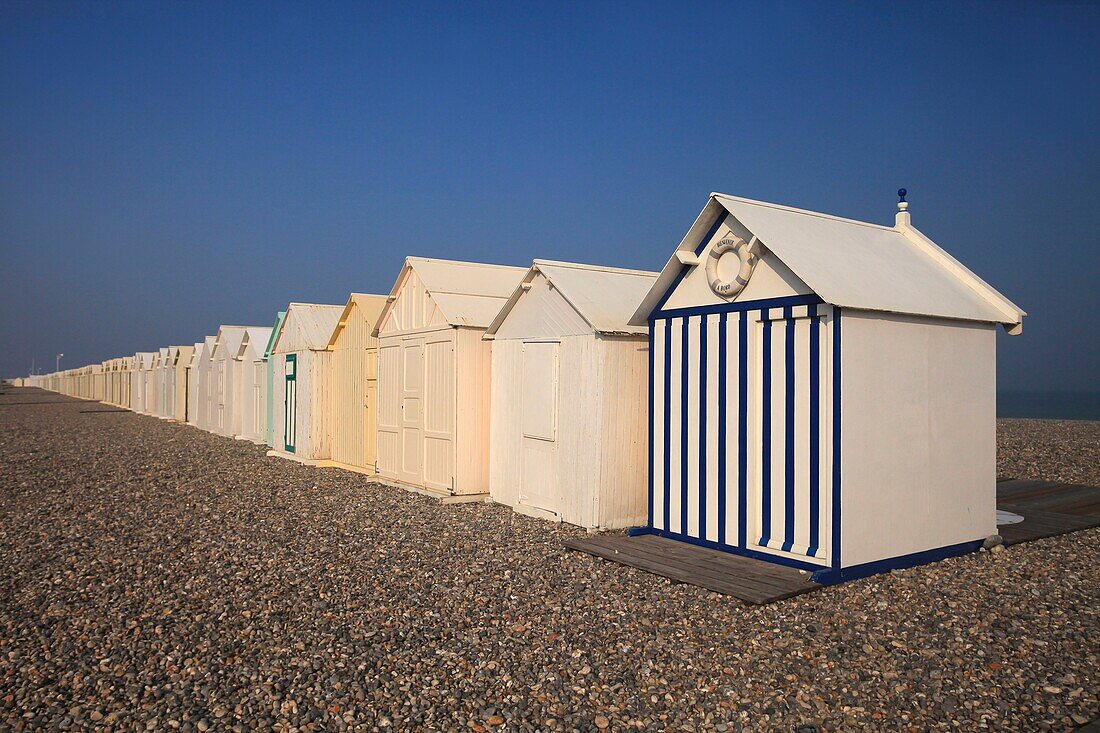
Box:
left=56, top=353, right=64, bottom=372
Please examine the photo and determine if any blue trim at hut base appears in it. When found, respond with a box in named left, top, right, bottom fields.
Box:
left=810, top=539, right=985, bottom=586
left=625, top=527, right=985, bottom=588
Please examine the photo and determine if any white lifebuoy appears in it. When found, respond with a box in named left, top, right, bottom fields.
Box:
left=706, top=236, right=758, bottom=299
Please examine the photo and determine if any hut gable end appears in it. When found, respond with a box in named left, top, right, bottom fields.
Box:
left=491, top=272, right=593, bottom=340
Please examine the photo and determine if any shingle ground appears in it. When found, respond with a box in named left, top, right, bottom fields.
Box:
left=1, top=387, right=1097, bottom=732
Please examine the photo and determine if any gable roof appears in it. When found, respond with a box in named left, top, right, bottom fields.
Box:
left=236, top=327, right=273, bottom=360
left=264, top=311, right=286, bottom=358
left=188, top=342, right=205, bottom=368
left=630, top=193, right=1025, bottom=329
left=486, top=260, right=659, bottom=337
left=327, top=293, right=389, bottom=349
left=135, top=352, right=156, bottom=369
left=374, top=257, right=527, bottom=334
left=271, top=303, right=343, bottom=353
left=211, top=326, right=250, bottom=360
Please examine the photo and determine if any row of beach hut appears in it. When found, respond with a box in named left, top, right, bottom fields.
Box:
left=24, top=192, right=1025, bottom=583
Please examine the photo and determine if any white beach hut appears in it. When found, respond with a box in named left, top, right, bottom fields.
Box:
left=172, top=345, right=195, bottom=422
left=132, top=352, right=156, bottom=414
left=485, top=260, right=659, bottom=529
left=235, top=326, right=273, bottom=443
left=631, top=192, right=1025, bottom=584
left=269, top=303, right=344, bottom=464
left=188, top=336, right=216, bottom=430
left=210, top=326, right=250, bottom=438
left=157, top=347, right=175, bottom=418
left=373, top=257, right=527, bottom=497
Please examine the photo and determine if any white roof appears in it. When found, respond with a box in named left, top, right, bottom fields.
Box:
left=327, top=293, right=389, bottom=348
left=211, top=326, right=250, bottom=360
left=135, top=352, right=156, bottom=369
left=487, top=260, right=659, bottom=336
left=378, top=257, right=528, bottom=331
left=237, top=327, right=273, bottom=360
left=631, top=193, right=1025, bottom=327
left=272, top=303, right=344, bottom=352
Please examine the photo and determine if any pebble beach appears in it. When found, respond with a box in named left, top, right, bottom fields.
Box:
left=1, top=387, right=1096, bottom=732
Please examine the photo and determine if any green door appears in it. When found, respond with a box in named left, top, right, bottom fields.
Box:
left=284, top=354, right=297, bottom=453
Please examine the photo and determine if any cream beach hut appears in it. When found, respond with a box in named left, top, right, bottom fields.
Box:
left=484, top=260, right=658, bottom=529
left=172, top=345, right=195, bottom=422
left=269, top=303, right=343, bottom=464
left=156, top=347, right=174, bottom=418
left=131, top=352, right=156, bottom=413
left=326, top=293, right=389, bottom=475
left=631, top=192, right=1025, bottom=584
left=188, top=336, right=216, bottom=430
left=373, top=257, right=527, bottom=497
left=235, top=326, right=273, bottom=443
left=264, top=311, right=287, bottom=448
left=210, top=326, right=250, bottom=438
left=186, top=342, right=205, bottom=426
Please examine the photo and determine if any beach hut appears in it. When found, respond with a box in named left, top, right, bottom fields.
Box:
left=189, top=336, right=217, bottom=430
left=630, top=192, right=1025, bottom=583
left=157, top=347, right=175, bottom=418
left=235, top=326, right=273, bottom=443
left=326, top=293, right=389, bottom=475
left=186, top=340, right=208, bottom=427
left=172, top=345, right=195, bottom=422
left=131, top=352, right=155, bottom=413
left=484, top=260, right=658, bottom=529
left=210, top=326, right=250, bottom=437
left=264, top=311, right=287, bottom=447
left=269, top=303, right=343, bottom=464
left=373, top=257, right=526, bottom=497
left=119, top=356, right=133, bottom=409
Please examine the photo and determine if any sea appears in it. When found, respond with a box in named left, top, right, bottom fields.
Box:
left=997, top=391, right=1100, bottom=421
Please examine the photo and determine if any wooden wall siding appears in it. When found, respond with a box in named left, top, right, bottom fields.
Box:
left=840, top=312, right=996, bottom=566
left=377, top=268, right=449, bottom=335
left=238, top=359, right=266, bottom=442
left=272, top=349, right=333, bottom=461
left=423, top=331, right=456, bottom=492
left=376, top=343, right=400, bottom=479
left=489, top=334, right=647, bottom=530
left=491, top=275, right=591, bottom=340
left=596, top=335, right=650, bottom=528
left=651, top=303, right=834, bottom=568
left=329, top=300, right=381, bottom=472
left=454, top=327, right=492, bottom=494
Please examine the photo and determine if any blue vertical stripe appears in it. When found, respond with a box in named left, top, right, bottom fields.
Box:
left=662, top=318, right=672, bottom=533
left=717, top=312, right=727, bottom=547
left=759, top=309, right=772, bottom=547
left=832, top=309, right=842, bottom=568
left=782, top=306, right=796, bottom=553
left=737, top=310, right=748, bottom=549
left=698, top=315, right=708, bottom=539
left=807, top=312, right=821, bottom=557
left=647, top=323, right=655, bottom=530
left=680, top=317, right=690, bottom=535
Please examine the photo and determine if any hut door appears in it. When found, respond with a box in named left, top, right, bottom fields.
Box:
left=398, top=339, right=424, bottom=485
left=754, top=308, right=830, bottom=563
left=284, top=354, right=297, bottom=452
left=519, top=342, right=559, bottom=515
left=253, top=362, right=263, bottom=436
left=364, top=353, right=377, bottom=472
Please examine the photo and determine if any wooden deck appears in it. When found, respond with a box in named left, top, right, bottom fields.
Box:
left=564, top=534, right=820, bottom=605
left=566, top=480, right=1099, bottom=603
left=997, top=478, right=1100, bottom=545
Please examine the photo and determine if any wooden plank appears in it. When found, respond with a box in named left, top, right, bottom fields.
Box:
left=565, top=535, right=820, bottom=604
left=997, top=503, right=1100, bottom=545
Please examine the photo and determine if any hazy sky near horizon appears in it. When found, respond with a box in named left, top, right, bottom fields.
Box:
left=1, top=2, right=1097, bottom=390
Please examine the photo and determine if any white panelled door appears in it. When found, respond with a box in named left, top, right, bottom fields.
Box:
left=398, top=339, right=424, bottom=486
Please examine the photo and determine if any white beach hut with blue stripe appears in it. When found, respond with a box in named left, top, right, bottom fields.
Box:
left=630, top=192, right=1025, bottom=583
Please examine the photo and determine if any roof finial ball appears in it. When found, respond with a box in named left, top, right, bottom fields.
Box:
left=895, top=187, right=911, bottom=227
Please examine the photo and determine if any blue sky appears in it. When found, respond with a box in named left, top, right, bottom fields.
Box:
left=1, top=1, right=1097, bottom=390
